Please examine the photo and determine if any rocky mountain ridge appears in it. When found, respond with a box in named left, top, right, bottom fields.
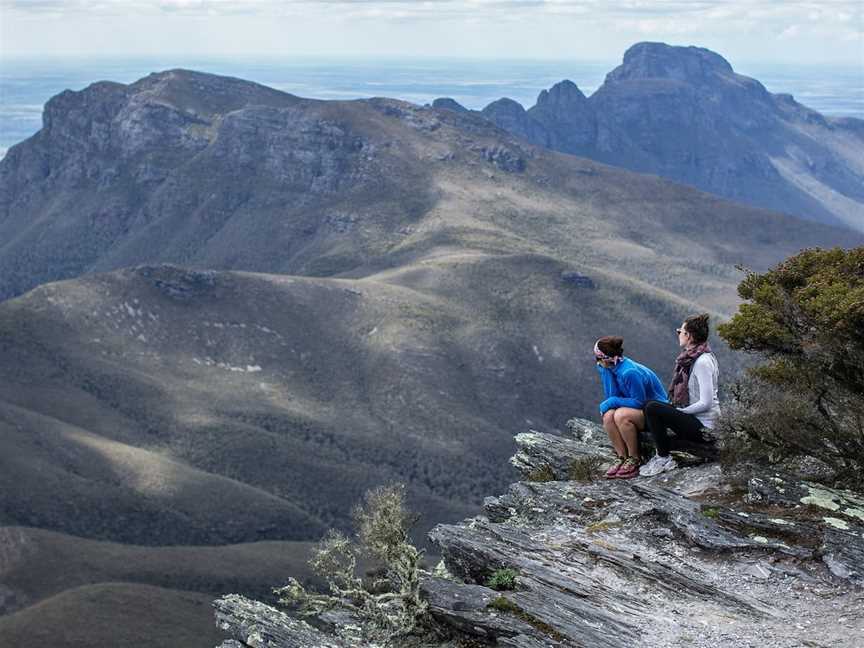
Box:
left=439, top=42, right=864, bottom=232
left=213, top=419, right=864, bottom=647
left=1, top=65, right=858, bottom=306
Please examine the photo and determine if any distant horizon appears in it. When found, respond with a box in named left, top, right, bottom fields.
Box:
left=4, top=52, right=864, bottom=68
left=2, top=1, right=861, bottom=66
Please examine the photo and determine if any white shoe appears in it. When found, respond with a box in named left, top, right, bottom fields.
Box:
left=639, top=453, right=677, bottom=477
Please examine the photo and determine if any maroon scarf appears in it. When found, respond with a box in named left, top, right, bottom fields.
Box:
left=669, top=343, right=711, bottom=407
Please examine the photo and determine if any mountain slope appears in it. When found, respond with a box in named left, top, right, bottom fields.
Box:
left=0, top=67, right=857, bottom=305
left=0, top=67, right=861, bottom=648
left=0, top=526, right=316, bottom=616
left=0, top=66, right=859, bottom=546
left=0, top=260, right=684, bottom=544
left=0, top=583, right=224, bottom=648
left=471, top=43, right=864, bottom=231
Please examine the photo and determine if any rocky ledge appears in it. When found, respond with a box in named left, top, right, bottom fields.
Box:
left=213, top=419, right=864, bottom=647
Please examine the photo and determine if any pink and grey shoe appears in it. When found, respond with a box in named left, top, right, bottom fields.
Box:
left=614, top=457, right=641, bottom=479
left=605, top=456, right=626, bottom=479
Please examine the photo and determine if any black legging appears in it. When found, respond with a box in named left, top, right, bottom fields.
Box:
left=643, top=400, right=706, bottom=456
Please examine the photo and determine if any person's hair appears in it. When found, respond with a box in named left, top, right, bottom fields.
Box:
left=596, top=336, right=624, bottom=358
left=684, top=313, right=710, bottom=344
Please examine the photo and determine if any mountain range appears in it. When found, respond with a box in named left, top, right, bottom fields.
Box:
left=435, top=42, right=864, bottom=232
left=0, top=45, right=861, bottom=647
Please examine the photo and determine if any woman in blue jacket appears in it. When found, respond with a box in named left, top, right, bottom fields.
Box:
left=594, top=336, right=668, bottom=479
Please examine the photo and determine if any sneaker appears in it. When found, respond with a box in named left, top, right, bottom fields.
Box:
left=639, top=453, right=678, bottom=477
left=615, top=457, right=640, bottom=479
left=605, top=456, right=626, bottom=479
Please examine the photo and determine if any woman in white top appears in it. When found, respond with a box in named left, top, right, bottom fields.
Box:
left=640, top=313, right=721, bottom=476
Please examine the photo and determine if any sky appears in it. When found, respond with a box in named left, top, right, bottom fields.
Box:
left=0, top=0, right=862, bottom=66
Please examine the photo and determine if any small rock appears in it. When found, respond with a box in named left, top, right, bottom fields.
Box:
left=744, top=562, right=773, bottom=579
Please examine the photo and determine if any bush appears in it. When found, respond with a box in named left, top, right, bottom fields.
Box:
left=526, top=464, right=555, bottom=482
left=568, top=456, right=603, bottom=482
left=718, top=248, right=864, bottom=483
left=274, top=483, right=428, bottom=644
left=485, top=568, right=518, bottom=591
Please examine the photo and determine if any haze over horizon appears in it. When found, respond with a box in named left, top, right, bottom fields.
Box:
left=1, top=0, right=862, bottom=66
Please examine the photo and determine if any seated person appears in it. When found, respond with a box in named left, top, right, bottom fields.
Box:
left=594, top=336, right=668, bottom=479
left=641, top=313, right=721, bottom=477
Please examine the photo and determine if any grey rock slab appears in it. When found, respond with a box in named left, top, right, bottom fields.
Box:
left=510, top=430, right=609, bottom=480
left=631, top=483, right=805, bottom=555
left=747, top=475, right=864, bottom=518
left=429, top=505, right=774, bottom=647
left=746, top=474, right=864, bottom=584
left=743, top=561, right=773, bottom=579
left=213, top=594, right=357, bottom=648
left=484, top=478, right=652, bottom=525
left=498, top=635, right=563, bottom=648
left=822, top=527, right=864, bottom=585
left=636, top=462, right=724, bottom=497
left=564, top=418, right=609, bottom=445
left=420, top=577, right=542, bottom=640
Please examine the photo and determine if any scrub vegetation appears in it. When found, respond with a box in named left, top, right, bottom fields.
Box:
left=718, top=247, right=864, bottom=485
left=275, top=484, right=428, bottom=644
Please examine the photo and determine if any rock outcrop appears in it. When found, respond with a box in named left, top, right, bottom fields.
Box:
left=213, top=419, right=864, bottom=647
left=469, top=42, right=864, bottom=232
left=213, top=595, right=352, bottom=648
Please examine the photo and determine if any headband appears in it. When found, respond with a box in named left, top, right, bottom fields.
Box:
left=594, top=340, right=622, bottom=365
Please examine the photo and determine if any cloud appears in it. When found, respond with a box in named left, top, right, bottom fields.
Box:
left=777, top=24, right=801, bottom=40
left=3, top=0, right=862, bottom=21
left=1, top=0, right=860, bottom=62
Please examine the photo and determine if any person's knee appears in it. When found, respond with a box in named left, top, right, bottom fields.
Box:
left=602, top=410, right=616, bottom=426
left=644, top=400, right=661, bottom=416
left=613, top=408, right=630, bottom=425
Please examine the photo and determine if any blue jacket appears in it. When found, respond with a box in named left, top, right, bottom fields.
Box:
left=597, top=357, right=668, bottom=415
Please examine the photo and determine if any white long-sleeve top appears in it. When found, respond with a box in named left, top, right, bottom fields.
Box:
left=677, top=353, right=721, bottom=429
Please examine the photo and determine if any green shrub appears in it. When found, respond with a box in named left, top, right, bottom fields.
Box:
left=526, top=464, right=555, bottom=482
left=568, top=455, right=603, bottom=482
left=718, top=248, right=864, bottom=484
left=488, top=595, right=520, bottom=613
left=485, top=568, right=518, bottom=591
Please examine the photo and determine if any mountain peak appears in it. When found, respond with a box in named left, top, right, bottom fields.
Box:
left=482, top=97, right=526, bottom=116
left=127, top=68, right=298, bottom=116
left=535, top=80, right=587, bottom=108
left=432, top=97, right=469, bottom=113
left=607, top=42, right=735, bottom=84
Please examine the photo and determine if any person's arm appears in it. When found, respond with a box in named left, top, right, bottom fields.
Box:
left=600, top=368, right=645, bottom=411
left=597, top=365, right=623, bottom=415
left=597, top=365, right=621, bottom=398
left=678, top=357, right=713, bottom=415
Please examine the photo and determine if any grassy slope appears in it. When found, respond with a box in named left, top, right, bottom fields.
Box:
left=0, top=583, right=225, bottom=648
left=0, top=527, right=316, bottom=615
left=0, top=259, right=677, bottom=546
